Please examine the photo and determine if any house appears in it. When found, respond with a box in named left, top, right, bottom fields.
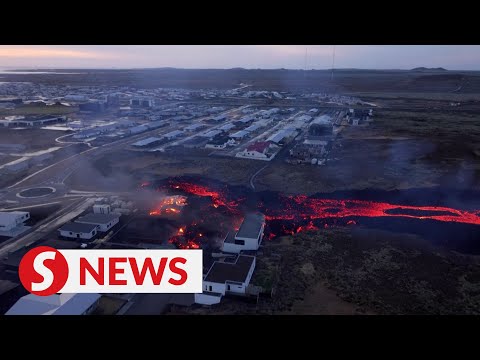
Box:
left=222, top=213, right=265, bottom=253
left=194, top=255, right=256, bottom=305
left=5, top=293, right=101, bottom=315
left=205, top=136, right=235, bottom=149
left=229, top=130, right=249, bottom=140
left=236, top=141, right=271, bottom=160
left=58, top=222, right=98, bottom=240
left=0, top=211, right=30, bottom=237
left=93, top=204, right=111, bottom=215
left=75, top=213, right=120, bottom=232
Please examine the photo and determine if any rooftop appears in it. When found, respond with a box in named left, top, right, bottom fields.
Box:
left=76, top=213, right=119, bottom=225
left=0, top=211, right=29, bottom=226
left=5, top=293, right=101, bottom=315
left=236, top=213, right=265, bottom=240
left=204, top=255, right=255, bottom=284
left=246, top=142, right=270, bottom=153
left=132, top=137, right=162, bottom=147
left=59, top=222, right=98, bottom=234
left=230, top=130, right=249, bottom=138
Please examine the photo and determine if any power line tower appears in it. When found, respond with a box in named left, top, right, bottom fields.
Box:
left=331, top=45, right=336, bottom=81
left=304, top=47, right=308, bottom=77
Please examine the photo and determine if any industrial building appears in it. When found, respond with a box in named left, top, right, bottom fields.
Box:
left=184, top=123, right=205, bottom=132
left=0, top=115, right=67, bottom=128
left=229, top=130, right=249, bottom=140
left=5, top=293, right=101, bottom=315
left=218, top=123, right=235, bottom=132
left=75, top=213, right=120, bottom=232
left=201, top=129, right=222, bottom=139
left=194, top=255, right=256, bottom=305
left=0, top=211, right=30, bottom=237
left=130, top=97, right=155, bottom=108
left=162, top=130, right=184, bottom=140
left=132, top=137, right=163, bottom=148
left=182, top=137, right=210, bottom=149
left=267, top=129, right=297, bottom=146
left=58, top=222, right=98, bottom=240
left=211, top=114, right=227, bottom=122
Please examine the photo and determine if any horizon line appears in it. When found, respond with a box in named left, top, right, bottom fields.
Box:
left=2, top=66, right=477, bottom=72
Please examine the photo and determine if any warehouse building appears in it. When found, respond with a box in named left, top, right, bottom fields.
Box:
left=132, top=137, right=163, bottom=148
left=162, top=130, right=184, bottom=140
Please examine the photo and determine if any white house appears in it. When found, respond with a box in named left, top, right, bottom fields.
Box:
left=222, top=213, right=265, bottom=254
left=236, top=141, right=271, bottom=160
left=194, top=255, right=256, bottom=305
left=6, top=293, right=101, bottom=315
left=93, top=204, right=111, bottom=215
left=205, top=137, right=235, bottom=149
left=75, top=213, right=120, bottom=232
left=0, top=211, right=30, bottom=237
left=59, top=222, right=98, bottom=240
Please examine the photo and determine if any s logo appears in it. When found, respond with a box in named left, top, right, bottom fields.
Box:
left=19, top=246, right=69, bottom=296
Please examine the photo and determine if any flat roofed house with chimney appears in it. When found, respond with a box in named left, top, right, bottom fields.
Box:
left=194, top=255, right=256, bottom=305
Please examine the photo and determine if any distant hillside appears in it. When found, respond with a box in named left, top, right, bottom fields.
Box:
left=411, top=67, right=447, bottom=72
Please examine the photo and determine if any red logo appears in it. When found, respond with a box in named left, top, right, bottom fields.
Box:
left=19, top=246, right=69, bottom=296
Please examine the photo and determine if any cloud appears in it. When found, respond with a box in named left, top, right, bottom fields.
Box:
left=0, top=46, right=110, bottom=59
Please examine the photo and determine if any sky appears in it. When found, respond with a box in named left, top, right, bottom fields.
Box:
left=0, top=45, right=479, bottom=70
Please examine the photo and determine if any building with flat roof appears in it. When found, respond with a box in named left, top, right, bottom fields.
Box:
left=0, top=211, right=30, bottom=237
left=222, top=213, right=265, bottom=254
left=5, top=293, right=101, bottom=315
left=58, top=222, right=98, bottom=240
left=75, top=213, right=120, bottom=232
left=163, top=130, right=184, bottom=140
left=132, top=137, right=163, bottom=148
left=195, top=255, right=256, bottom=305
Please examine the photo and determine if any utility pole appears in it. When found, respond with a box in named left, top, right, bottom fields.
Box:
left=331, top=45, right=336, bottom=81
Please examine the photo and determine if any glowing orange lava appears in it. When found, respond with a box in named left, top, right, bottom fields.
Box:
left=149, top=195, right=187, bottom=216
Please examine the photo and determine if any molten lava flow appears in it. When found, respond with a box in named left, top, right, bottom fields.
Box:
left=149, top=195, right=187, bottom=216
left=263, top=196, right=480, bottom=226
left=167, top=181, right=240, bottom=213
left=147, top=179, right=480, bottom=243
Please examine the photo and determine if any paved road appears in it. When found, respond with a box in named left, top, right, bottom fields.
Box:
left=250, top=164, right=269, bottom=190
left=0, top=197, right=93, bottom=257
